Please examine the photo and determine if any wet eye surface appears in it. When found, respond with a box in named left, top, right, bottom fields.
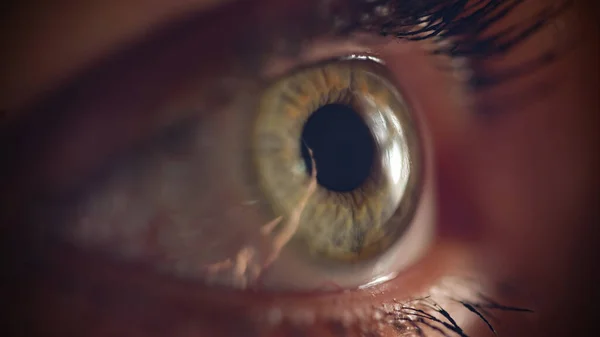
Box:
left=47, top=58, right=432, bottom=291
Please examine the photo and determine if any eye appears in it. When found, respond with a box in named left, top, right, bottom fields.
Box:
left=59, top=56, right=434, bottom=291
left=254, top=58, right=430, bottom=288
left=5, top=0, right=573, bottom=335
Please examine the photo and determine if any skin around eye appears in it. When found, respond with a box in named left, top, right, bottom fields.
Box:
left=1, top=0, right=598, bottom=337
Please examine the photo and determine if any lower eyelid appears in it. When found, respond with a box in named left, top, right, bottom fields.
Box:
left=20, top=234, right=465, bottom=336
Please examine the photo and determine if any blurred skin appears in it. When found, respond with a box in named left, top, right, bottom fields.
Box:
left=1, top=0, right=598, bottom=337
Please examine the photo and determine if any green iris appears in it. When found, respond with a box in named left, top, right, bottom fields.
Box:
left=253, top=58, right=423, bottom=262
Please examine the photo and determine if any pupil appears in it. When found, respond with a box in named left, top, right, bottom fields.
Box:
left=300, top=104, right=375, bottom=192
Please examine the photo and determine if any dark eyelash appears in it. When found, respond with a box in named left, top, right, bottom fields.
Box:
left=377, top=292, right=532, bottom=337
left=343, top=0, right=572, bottom=89
left=274, top=278, right=533, bottom=337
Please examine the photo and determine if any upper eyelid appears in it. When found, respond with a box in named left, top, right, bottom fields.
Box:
left=2, top=0, right=541, bottom=190
left=2, top=0, right=560, bottom=122
left=0, top=0, right=356, bottom=194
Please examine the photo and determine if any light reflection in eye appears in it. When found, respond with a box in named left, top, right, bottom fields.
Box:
left=358, top=274, right=397, bottom=289
left=388, top=139, right=406, bottom=186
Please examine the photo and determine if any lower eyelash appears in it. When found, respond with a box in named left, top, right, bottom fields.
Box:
left=258, top=277, right=533, bottom=337
left=372, top=279, right=533, bottom=337
left=377, top=296, right=531, bottom=337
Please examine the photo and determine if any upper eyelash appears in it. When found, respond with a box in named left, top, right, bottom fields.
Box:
left=343, top=0, right=572, bottom=88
